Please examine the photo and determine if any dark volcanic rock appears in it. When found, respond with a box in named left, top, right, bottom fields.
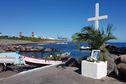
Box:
left=104, top=51, right=119, bottom=76
left=106, top=45, right=126, bottom=55
left=117, top=63, right=126, bottom=79
left=0, top=44, right=57, bottom=52
left=116, top=55, right=126, bottom=64
left=65, top=57, right=79, bottom=67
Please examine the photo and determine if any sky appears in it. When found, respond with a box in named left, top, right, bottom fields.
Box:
left=0, top=0, right=126, bottom=42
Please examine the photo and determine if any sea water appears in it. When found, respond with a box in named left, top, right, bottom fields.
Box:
left=20, top=42, right=126, bottom=59
left=107, top=42, right=126, bottom=47
left=42, top=42, right=91, bottom=59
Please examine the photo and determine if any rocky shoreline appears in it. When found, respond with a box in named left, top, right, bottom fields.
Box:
left=106, top=45, right=126, bottom=55
left=0, top=44, right=58, bottom=52
left=0, top=39, right=58, bottom=52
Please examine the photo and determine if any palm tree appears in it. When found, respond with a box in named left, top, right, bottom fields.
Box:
left=72, top=24, right=117, bottom=61
left=73, top=24, right=116, bottom=49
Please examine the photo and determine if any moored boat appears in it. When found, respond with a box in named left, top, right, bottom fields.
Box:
left=56, top=42, right=68, bottom=44
left=23, top=56, right=62, bottom=65
left=80, top=46, right=91, bottom=50
left=22, top=52, right=70, bottom=65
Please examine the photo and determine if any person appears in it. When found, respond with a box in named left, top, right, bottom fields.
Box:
left=93, top=51, right=100, bottom=60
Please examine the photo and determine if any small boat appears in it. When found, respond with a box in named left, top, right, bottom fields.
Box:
left=21, top=51, right=70, bottom=65
left=60, top=52, right=71, bottom=56
left=23, top=56, right=62, bottom=65
left=80, top=46, right=91, bottom=50
left=56, top=42, right=68, bottom=44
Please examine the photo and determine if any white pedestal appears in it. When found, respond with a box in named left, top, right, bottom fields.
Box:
left=81, top=60, right=107, bottom=79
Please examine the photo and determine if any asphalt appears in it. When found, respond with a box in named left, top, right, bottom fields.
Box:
left=0, top=65, right=125, bottom=84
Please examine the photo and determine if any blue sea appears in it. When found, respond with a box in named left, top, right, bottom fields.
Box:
left=20, top=42, right=126, bottom=59
left=42, top=42, right=91, bottom=59
left=107, top=42, right=126, bottom=47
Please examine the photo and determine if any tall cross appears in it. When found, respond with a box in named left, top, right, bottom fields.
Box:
left=87, top=3, right=108, bottom=30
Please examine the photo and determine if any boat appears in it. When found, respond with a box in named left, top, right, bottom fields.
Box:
left=80, top=46, right=91, bottom=50
left=23, top=56, right=62, bottom=65
left=60, top=52, right=71, bottom=56
left=56, top=42, right=68, bottom=44
left=22, top=52, right=71, bottom=65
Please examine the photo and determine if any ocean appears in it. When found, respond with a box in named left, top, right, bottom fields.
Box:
left=20, top=42, right=126, bottom=59
left=107, top=42, right=126, bottom=47
left=42, top=42, right=91, bottom=59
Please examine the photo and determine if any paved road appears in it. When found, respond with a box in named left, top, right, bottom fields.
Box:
left=0, top=65, right=125, bottom=84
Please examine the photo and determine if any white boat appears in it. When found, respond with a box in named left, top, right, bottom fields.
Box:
left=61, top=52, right=71, bottom=56
left=23, top=56, right=62, bottom=65
left=56, top=42, right=68, bottom=44
left=21, top=51, right=71, bottom=65
left=80, top=46, right=91, bottom=50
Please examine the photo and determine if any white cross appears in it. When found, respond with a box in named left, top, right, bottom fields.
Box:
left=87, top=3, right=108, bottom=30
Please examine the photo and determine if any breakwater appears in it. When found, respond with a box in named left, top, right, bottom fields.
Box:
left=0, top=44, right=58, bottom=52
